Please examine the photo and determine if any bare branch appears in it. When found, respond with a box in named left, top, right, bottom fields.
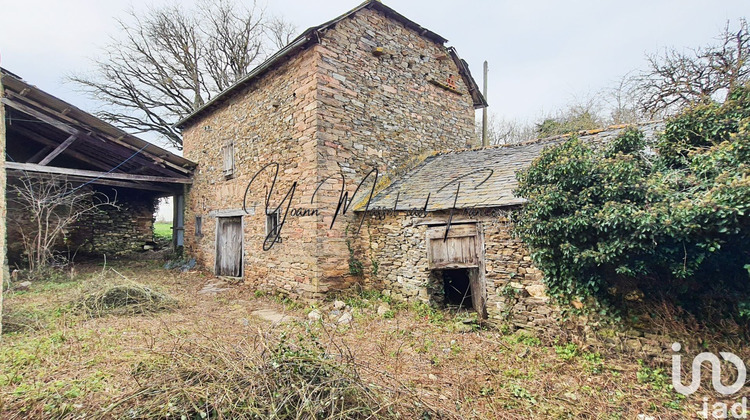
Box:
left=630, top=18, right=749, bottom=116
left=265, top=15, right=298, bottom=50
left=9, top=175, right=118, bottom=271
left=68, top=0, right=296, bottom=149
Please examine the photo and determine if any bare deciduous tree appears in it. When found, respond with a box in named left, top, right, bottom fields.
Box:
left=70, top=0, right=297, bottom=149
left=534, top=94, right=606, bottom=138
left=265, top=15, right=297, bottom=50
left=477, top=19, right=747, bottom=148
left=9, top=175, right=118, bottom=273
left=476, top=114, right=537, bottom=145
left=605, top=73, right=645, bottom=125
left=631, top=18, right=749, bottom=116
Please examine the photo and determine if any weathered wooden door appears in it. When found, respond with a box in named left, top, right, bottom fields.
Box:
left=427, top=223, right=486, bottom=317
left=427, top=224, right=479, bottom=269
left=216, top=217, right=242, bottom=277
left=468, top=268, right=487, bottom=319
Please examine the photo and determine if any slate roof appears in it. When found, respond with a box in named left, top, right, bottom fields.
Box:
left=359, top=121, right=665, bottom=212
left=176, top=0, right=487, bottom=129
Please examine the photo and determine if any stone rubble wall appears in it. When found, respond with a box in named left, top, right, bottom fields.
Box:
left=355, top=209, right=560, bottom=329
left=85, top=189, right=157, bottom=256
left=182, top=48, right=322, bottom=299
left=6, top=185, right=157, bottom=263
left=356, top=209, right=676, bottom=359
left=312, top=7, right=477, bottom=289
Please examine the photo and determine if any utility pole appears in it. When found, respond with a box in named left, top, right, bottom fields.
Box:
left=482, top=60, right=489, bottom=147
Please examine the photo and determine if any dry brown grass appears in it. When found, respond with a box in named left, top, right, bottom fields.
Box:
left=74, top=279, right=178, bottom=318
left=1, top=261, right=746, bottom=419
left=98, top=332, right=437, bottom=419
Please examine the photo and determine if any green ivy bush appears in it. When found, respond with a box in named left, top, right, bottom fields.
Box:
left=515, top=84, right=750, bottom=320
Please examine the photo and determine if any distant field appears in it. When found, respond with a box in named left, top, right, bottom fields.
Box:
left=154, top=222, right=172, bottom=239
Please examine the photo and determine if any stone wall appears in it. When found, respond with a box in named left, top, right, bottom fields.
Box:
left=356, top=208, right=560, bottom=329
left=84, top=189, right=157, bottom=256
left=356, top=209, right=685, bottom=359
left=182, top=45, right=322, bottom=298
left=312, top=7, right=477, bottom=290
left=6, top=184, right=157, bottom=264
left=181, top=6, right=477, bottom=298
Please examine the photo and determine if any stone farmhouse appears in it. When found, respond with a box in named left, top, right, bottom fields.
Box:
left=177, top=0, right=662, bottom=325
left=177, top=0, right=484, bottom=297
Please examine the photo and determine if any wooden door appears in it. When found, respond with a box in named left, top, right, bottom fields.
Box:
left=427, top=223, right=487, bottom=318
left=469, top=268, right=487, bottom=318
left=427, top=224, right=479, bottom=269
left=216, top=217, right=242, bottom=277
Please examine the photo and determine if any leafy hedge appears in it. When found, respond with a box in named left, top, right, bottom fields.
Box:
left=515, top=85, right=750, bottom=319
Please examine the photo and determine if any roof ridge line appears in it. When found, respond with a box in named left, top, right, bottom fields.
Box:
left=430, top=119, right=666, bottom=157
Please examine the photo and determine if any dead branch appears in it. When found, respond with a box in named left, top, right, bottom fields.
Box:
left=630, top=18, right=749, bottom=116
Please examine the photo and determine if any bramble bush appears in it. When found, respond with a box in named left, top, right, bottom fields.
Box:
left=515, top=84, right=750, bottom=320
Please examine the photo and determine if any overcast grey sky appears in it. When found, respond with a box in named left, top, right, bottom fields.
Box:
left=1, top=0, right=747, bottom=148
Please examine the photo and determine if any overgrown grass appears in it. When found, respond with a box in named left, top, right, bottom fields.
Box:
left=102, top=331, right=434, bottom=419
left=0, top=262, right=730, bottom=419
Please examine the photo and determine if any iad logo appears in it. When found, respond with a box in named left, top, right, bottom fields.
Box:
left=671, top=342, right=748, bottom=419
left=672, top=342, right=746, bottom=395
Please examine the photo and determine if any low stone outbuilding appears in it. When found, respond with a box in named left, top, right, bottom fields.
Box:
left=354, top=122, right=664, bottom=326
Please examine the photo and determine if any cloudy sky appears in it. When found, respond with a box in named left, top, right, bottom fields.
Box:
left=1, top=0, right=747, bottom=148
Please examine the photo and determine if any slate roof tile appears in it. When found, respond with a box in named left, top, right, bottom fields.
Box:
left=361, top=121, right=664, bottom=211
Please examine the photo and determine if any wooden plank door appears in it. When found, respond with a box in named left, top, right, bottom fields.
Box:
left=427, top=224, right=479, bottom=269
left=427, top=223, right=487, bottom=318
left=216, top=217, right=242, bottom=277
left=472, top=225, right=487, bottom=318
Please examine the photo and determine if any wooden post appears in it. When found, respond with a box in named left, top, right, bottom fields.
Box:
left=481, top=60, right=489, bottom=147
left=172, top=194, right=185, bottom=249
left=0, top=77, right=6, bottom=337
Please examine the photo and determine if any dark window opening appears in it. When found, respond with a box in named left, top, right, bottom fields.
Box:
left=195, top=216, right=203, bottom=237
left=265, top=210, right=281, bottom=242
left=442, top=268, right=473, bottom=309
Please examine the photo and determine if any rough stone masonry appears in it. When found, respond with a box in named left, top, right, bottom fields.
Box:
left=180, top=3, right=480, bottom=299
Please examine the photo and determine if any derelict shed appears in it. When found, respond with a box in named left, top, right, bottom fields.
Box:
left=1, top=68, right=196, bottom=263
left=356, top=122, right=664, bottom=325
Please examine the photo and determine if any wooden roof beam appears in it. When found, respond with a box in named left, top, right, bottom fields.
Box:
left=6, top=169, right=178, bottom=194
left=6, top=162, right=192, bottom=184
left=38, top=134, right=78, bottom=165
left=73, top=134, right=184, bottom=178
left=3, top=93, right=193, bottom=176
left=11, top=125, right=120, bottom=172
left=27, top=145, right=54, bottom=164
left=2, top=96, right=78, bottom=136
